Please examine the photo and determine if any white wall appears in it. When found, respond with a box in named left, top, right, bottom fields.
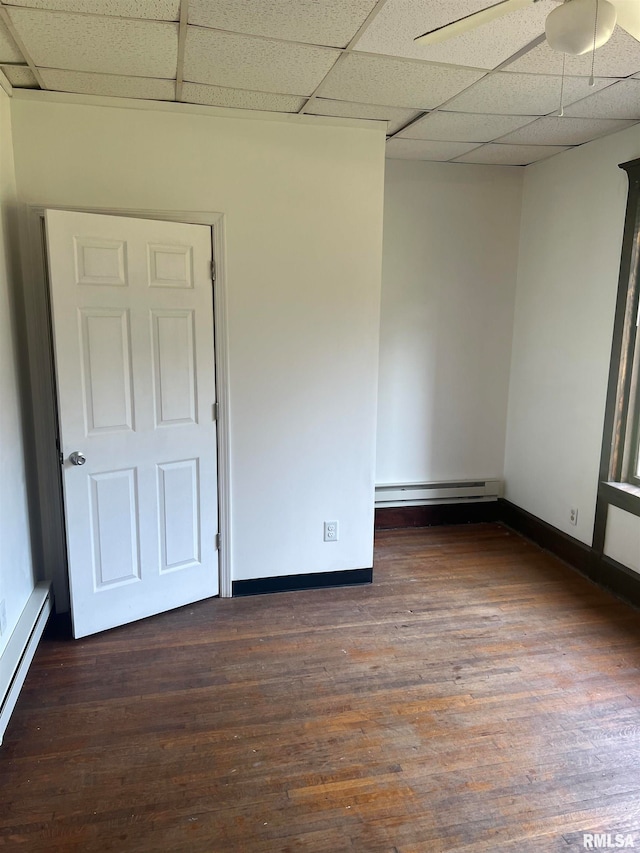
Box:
left=377, top=159, right=523, bottom=485
left=505, top=124, right=640, bottom=545
left=0, top=86, right=35, bottom=655
left=604, top=507, right=640, bottom=574
left=10, top=94, right=385, bottom=583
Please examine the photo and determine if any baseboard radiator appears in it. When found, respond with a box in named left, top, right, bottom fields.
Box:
left=0, top=582, right=53, bottom=745
left=375, top=479, right=503, bottom=508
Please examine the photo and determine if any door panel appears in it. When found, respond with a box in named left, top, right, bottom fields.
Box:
left=80, top=308, right=134, bottom=433
left=151, top=310, right=196, bottom=426
left=45, top=209, right=218, bottom=638
left=158, top=459, right=200, bottom=571
left=89, top=468, right=140, bottom=587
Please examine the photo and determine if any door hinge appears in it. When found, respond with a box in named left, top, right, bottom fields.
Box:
left=59, top=451, right=64, bottom=465
left=215, top=533, right=221, bottom=550
left=211, top=259, right=216, bottom=282
left=212, top=402, right=218, bottom=421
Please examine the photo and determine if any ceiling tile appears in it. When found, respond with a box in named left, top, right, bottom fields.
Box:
left=385, top=138, right=481, bottom=160
left=445, top=72, right=616, bottom=115
left=305, top=98, right=419, bottom=133
left=0, top=17, right=25, bottom=63
left=40, top=68, right=175, bottom=100
left=496, top=115, right=638, bottom=145
left=320, top=53, right=485, bottom=109
left=188, top=0, right=377, bottom=49
left=183, top=27, right=339, bottom=96
left=182, top=82, right=305, bottom=113
left=355, top=0, right=557, bottom=70
left=504, top=27, right=640, bottom=78
left=7, top=9, right=178, bottom=77
left=1, top=65, right=38, bottom=87
left=399, top=110, right=536, bottom=142
left=562, top=79, right=640, bottom=120
left=5, top=0, right=180, bottom=20
left=453, top=142, right=570, bottom=165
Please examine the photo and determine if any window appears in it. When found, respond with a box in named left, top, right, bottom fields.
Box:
left=600, top=157, right=640, bottom=493
left=593, top=157, right=640, bottom=559
left=624, top=327, right=640, bottom=488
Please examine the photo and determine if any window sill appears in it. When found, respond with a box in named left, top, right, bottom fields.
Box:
left=601, top=481, right=640, bottom=517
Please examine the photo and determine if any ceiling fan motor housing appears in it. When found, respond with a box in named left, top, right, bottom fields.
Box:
left=545, top=0, right=618, bottom=55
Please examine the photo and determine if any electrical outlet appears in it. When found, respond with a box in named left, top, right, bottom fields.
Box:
left=0, top=600, right=6, bottom=636
left=324, top=521, right=339, bottom=542
left=570, top=507, right=578, bottom=526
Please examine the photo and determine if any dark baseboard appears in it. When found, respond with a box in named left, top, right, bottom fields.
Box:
left=43, top=609, right=73, bottom=640
left=375, top=501, right=500, bottom=530
left=498, top=498, right=640, bottom=610
left=595, top=555, right=640, bottom=608
left=374, top=496, right=640, bottom=609
left=232, top=567, right=373, bottom=597
left=497, top=499, right=592, bottom=576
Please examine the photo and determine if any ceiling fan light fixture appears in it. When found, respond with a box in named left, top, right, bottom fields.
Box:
left=545, top=0, right=617, bottom=55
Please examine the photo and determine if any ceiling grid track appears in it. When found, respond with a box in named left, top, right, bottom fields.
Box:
left=175, top=0, right=189, bottom=101
left=0, top=1, right=637, bottom=165
left=0, top=4, right=47, bottom=90
left=298, top=0, right=393, bottom=115
left=387, top=32, right=548, bottom=142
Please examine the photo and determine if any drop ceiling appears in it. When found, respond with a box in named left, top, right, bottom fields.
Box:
left=1, top=0, right=639, bottom=166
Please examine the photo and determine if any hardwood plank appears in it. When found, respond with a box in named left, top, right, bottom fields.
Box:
left=2, top=523, right=640, bottom=851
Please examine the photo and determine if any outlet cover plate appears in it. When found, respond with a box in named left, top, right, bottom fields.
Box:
left=324, top=521, right=339, bottom=542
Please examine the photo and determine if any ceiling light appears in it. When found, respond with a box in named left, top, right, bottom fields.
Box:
left=545, top=0, right=617, bottom=55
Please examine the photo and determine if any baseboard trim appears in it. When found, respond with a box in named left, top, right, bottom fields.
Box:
left=233, top=567, right=373, bottom=597
left=591, top=554, right=640, bottom=608
left=375, top=501, right=500, bottom=529
left=375, top=496, right=640, bottom=609
left=0, top=582, right=53, bottom=745
left=497, top=499, right=592, bottom=576
left=498, top=499, right=640, bottom=609
left=44, top=609, right=72, bottom=640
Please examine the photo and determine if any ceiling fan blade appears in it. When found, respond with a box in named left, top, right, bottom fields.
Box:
left=414, top=0, right=535, bottom=45
left=610, top=0, right=640, bottom=42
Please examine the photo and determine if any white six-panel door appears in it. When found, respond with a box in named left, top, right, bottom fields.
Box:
left=45, top=210, right=219, bottom=638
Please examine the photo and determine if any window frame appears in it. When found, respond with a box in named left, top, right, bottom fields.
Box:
left=625, top=340, right=640, bottom=488
left=593, top=157, right=640, bottom=555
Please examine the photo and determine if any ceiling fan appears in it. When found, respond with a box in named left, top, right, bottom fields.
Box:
left=414, top=0, right=640, bottom=57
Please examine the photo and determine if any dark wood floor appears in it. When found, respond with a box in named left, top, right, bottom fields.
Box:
left=2, top=523, right=640, bottom=852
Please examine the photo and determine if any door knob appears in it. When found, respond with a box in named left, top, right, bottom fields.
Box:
left=69, top=451, right=86, bottom=466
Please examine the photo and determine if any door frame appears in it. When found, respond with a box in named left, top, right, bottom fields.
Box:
left=18, top=203, right=233, bottom=611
